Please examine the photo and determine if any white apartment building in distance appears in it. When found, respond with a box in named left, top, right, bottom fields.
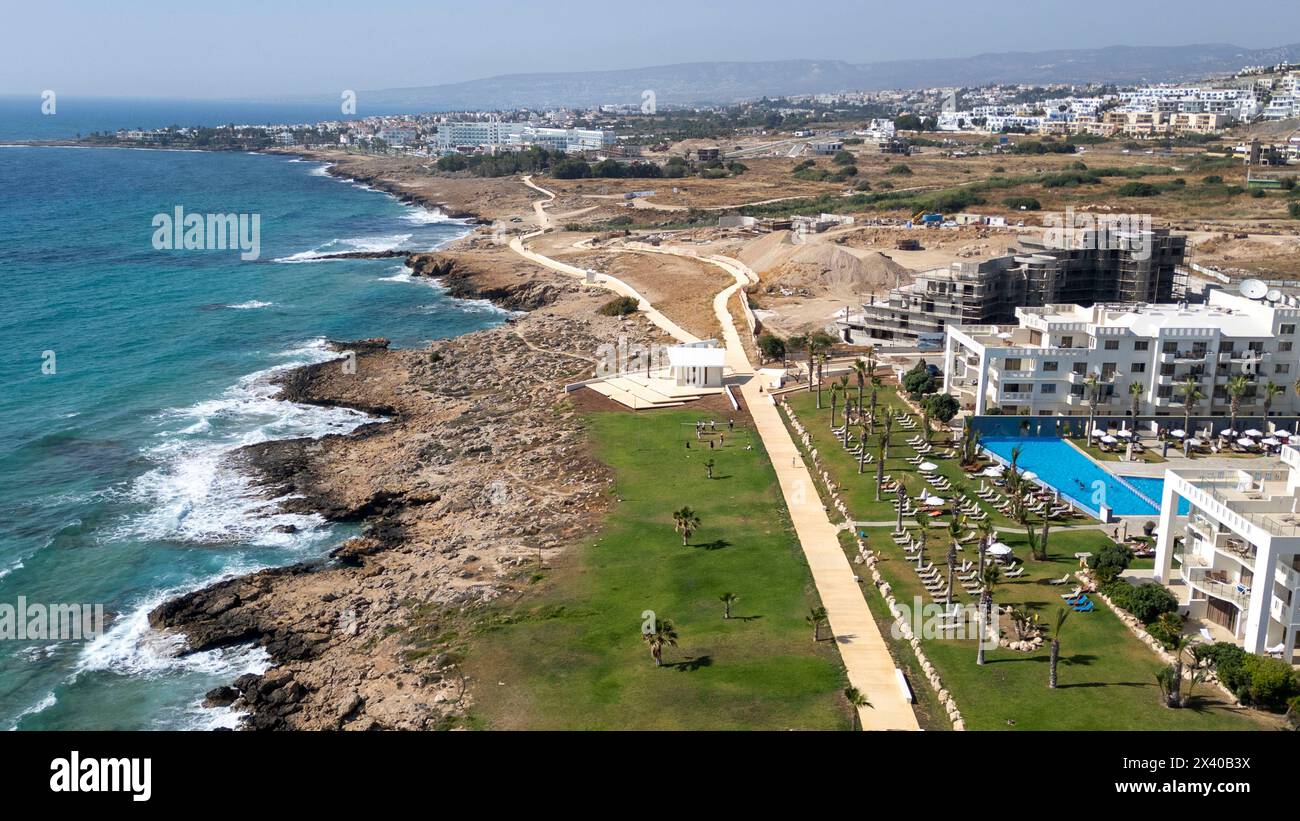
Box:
left=943, top=288, right=1300, bottom=416
left=1154, top=447, right=1300, bottom=660
left=434, top=121, right=615, bottom=153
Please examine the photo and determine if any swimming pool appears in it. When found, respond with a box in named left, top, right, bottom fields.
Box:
left=1124, top=476, right=1191, bottom=516
left=979, top=436, right=1161, bottom=517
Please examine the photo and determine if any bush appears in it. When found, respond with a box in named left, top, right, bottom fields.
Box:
left=597, top=296, right=639, bottom=317
left=1002, top=196, right=1041, bottom=210
left=757, top=334, right=785, bottom=362
left=1290, top=202, right=1300, bottom=220
left=1116, top=182, right=1161, bottom=197
left=901, top=362, right=936, bottom=397
left=1206, top=648, right=1300, bottom=709
left=1127, top=583, right=1179, bottom=623
left=922, top=393, right=959, bottom=424
left=1202, top=175, right=1223, bottom=185
left=887, top=163, right=913, bottom=176
left=832, top=150, right=856, bottom=166
left=1090, top=543, right=1133, bottom=584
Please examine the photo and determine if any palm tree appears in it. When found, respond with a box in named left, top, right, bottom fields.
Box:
left=807, top=607, right=828, bottom=642
left=1162, top=634, right=1194, bottom=708
left=1263, top=379, right=1285, bottom=418
left=883, top=412, right=893, bottom=460
left=1178, top=376, right=1203, bottom=435
left=815, top=352, right=828, bottom=408
left=1226, top=373, right=1250, bottom=434
left=642, top=617, right=678, bottom=666
left=789, top=333, right=809, bottom=385
left=852, top=357, right=868, bottom=410
left=719, top=592, right=738, bottom=620
left=1083, top=372, right=1101, bottom=439
left=1048, top=607, right=1070, bottom=689
left=875, top=434, right=887, bottom=500
left=673, top=506, right=700, bottom=546
left=976, top=517, right=995, bottom=577
left=864, top=345, right=877, bottom=384
left=858, top=423, right=870, bottom=474
left=704, top=458, right=715, bottom=480
left=829, top=382, right=841, bottom=428
left=1128, top=380, right=1143, bottom=420
left=976, top=564, right=1001, bottom=666
left=946, top=515, right=966, bottom=607
left=915, top=527, right=928, bottom=571
left=844, top=686, right=869, bottom=731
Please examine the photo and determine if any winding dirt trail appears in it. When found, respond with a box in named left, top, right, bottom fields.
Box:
left=510, top=179, right=920, bottom=731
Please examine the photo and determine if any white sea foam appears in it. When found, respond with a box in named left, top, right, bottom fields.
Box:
left=272, top=233, right=414, bottom=263
left=7, top=692, right=57, bottom=730
left=76, top=575, right=273, bottom=682
left=0, top=559, right=23, bottom=580
left=117, top=339, right=379, bottom=547
left=401, top=206, right=450, bottom=225
left=307, top=163, right=334, bottom=177
left=226, top=300, right=273, bottom=310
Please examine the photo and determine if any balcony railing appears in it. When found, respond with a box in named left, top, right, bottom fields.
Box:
left=1182, top=566, right=1252, bottom=608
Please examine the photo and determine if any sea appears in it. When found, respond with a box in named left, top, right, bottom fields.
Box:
left=0, top=100, right=503, bottom=729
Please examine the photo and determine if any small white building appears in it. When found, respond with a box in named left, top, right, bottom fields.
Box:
left=668, top=344, right=726, bottom=388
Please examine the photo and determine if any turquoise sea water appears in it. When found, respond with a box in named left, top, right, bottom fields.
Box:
left=0, top=146, right=501, bottom=729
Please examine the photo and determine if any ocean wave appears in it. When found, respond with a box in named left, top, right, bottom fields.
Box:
left=401, top=206, right=450, bottom=225
left=225, top=300, right=273, bottom=310
left=272, top=233, right=414, bottom=263
left=307, top=163, right=334, bottom=177
left=76, top=575, right=272, bottom=683
left=7, top=692, right=57, bottom=730
left=117, top=340, right=379, bottom=547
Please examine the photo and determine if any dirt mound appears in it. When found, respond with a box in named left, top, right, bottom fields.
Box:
left=739, top=231, right=909, bottom=294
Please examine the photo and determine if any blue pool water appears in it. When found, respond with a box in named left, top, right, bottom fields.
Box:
left=1125, top=477, right=1191, bottom=516
left=979, top=436, right=1161, bottom=517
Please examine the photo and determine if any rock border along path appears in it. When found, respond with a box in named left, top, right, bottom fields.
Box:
left=511, top=182, right=920, bottom=731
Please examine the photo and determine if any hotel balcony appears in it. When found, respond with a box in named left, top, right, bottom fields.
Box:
left=1181, top=565, right=1252, bottom=609
left=1000, top=391, right=1035, bottom=402
left=1276, top=562, right=1300, bottom=592
left=1270, top=593, right=1300, bottom=626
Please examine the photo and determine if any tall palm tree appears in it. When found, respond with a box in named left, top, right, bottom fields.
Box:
left=1084, top=372, right=1101, bottom=439
left=815, top=352, right=828, bottom=408
left=864, top=345, right=877, bottom=384
left=1263, top=379, right=1285, bottom=418
left=883, top=412, right=893, bottom=460
left=642, top=617, right=678, bottom=667
left=807, top=607, right=829, bottom=642
left=946, top=515, right=966, bottom=607
left=672, top=506, right=700, bottom=546
left=858, top=423, right=870, bottom=474
left=875, top=433, right=887, bottom=500
left=1049, top=607, right=1070, bottom=689
left=1226, top=373, right=1250, bottom=434
left=1178, top=375, right=1203, bottom=435
left=719, top=592, right=738, bottom=620
left=844, top=686, right=869, bottom=731
left=894, top=475, right=906, bottom=532
left=1128, top=380, right=1143, bottom=420
left=852, top=358, right=868, bottom=410
left=1162, top=634, right=1194, bottom=708
left=915, top=527, right=928, bottom=571
left=829, top=382, right=841, bottom=428
left=976, top=564, right=1002, bottom=666
left=976, top=517, right=996, bottom=577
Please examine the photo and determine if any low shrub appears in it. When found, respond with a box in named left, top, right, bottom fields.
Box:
left=598, top=296, right=639, bottom=317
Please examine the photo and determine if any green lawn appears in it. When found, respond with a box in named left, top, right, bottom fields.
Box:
left=785, top=387, right=1267, bottom=731
left=461, top=409, right=849, bottom=730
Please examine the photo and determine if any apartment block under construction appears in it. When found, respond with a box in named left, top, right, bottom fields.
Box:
left=837, top=227, right=1187, bottom=348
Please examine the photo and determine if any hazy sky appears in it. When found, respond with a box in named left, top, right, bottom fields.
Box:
left=4, top=0, right=1299, bottom=98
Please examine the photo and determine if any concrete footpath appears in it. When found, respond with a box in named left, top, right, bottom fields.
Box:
left=513, top=181, right=919, bottom=730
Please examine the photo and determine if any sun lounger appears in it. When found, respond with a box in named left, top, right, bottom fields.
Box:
left=1072, top=600, right=1095, bottom=613
left=1058, top=586, right=1082, bottom=599
left=1049, top=574, right=1073, bottom=586
left=1199, top=628, right=1214, bottom=643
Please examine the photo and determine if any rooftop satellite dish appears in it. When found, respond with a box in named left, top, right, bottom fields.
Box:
left=1240, top=278, right=1268, bottom=300
left=1266, top=288, right=1283, bottom=303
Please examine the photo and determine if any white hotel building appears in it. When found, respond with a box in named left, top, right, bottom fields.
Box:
left=943, top=289, right=1300, bottom=417
left=1154, top=448, right=1300, bottom=660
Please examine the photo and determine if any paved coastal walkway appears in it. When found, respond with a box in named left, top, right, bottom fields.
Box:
left=511, top=183, right=920, bottom=730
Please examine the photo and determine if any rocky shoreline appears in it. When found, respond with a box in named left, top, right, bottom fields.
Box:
left=147, top=232, right=669, bottom=729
